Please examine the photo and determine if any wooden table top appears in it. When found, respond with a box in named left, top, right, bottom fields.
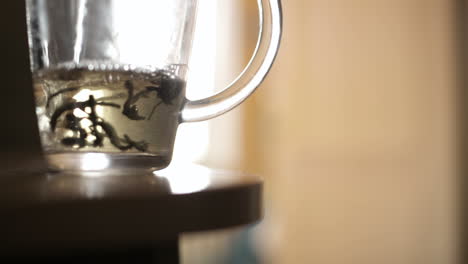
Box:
left=0, top=161, right=262, bottom=252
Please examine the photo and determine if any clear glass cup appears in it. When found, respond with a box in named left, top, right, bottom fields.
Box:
left=26, top=0, right=282, bottom=172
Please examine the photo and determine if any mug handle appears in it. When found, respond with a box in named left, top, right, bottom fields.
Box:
left=180, top=0, right=282, bottom=122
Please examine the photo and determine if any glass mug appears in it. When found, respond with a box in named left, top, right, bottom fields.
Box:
left=26, top=0, right=282, bottom=172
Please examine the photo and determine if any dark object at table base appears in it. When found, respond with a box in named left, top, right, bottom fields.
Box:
left=3, top=239, right=179, bottom=264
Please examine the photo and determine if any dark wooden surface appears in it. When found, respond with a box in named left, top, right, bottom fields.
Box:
left=0, top=162, right=262, bottom=260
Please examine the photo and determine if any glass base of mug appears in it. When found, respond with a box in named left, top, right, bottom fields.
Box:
left=45, top=152, right=171, bottom=173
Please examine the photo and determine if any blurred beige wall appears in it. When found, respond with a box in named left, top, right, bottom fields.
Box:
left=242, top=0, right=458, bottom=263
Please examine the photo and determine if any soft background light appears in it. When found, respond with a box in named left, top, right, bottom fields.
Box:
left=113, top=0, right=192, bottom=67
left=177, top=0, right=460, bottom=263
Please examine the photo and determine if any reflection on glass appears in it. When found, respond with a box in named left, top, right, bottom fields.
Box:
left=113, top=0, right=175, bottom=66
left=153, top=163, right=211, bottom=194
left=72, top=88, right=105, bottom=116
left=172, top=0, right=216, bottom=165
left=80, top=153, right=110, bottom=171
